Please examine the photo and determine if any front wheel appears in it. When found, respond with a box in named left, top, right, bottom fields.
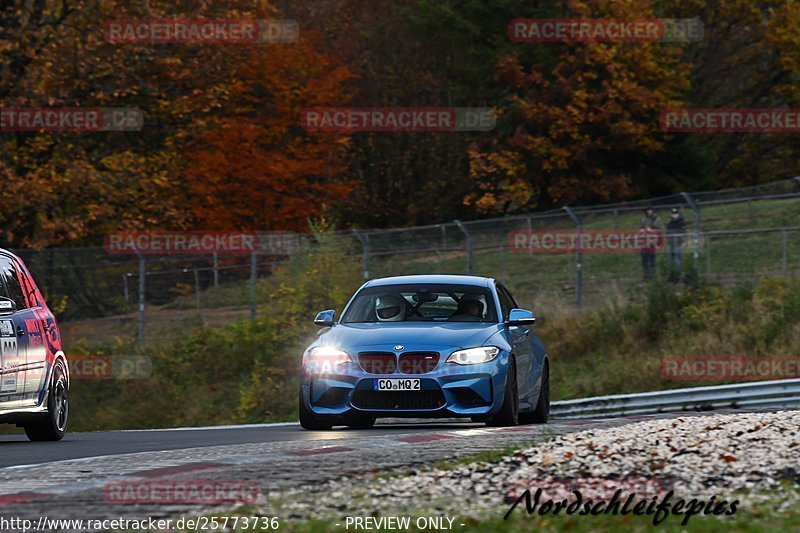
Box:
left=25, top=360, right=68, bottom=441
left=486, top=358, right=519, bottom=427
left=298, top=386, right=333, bottom=430
left=521, top=362, right=549, bottom=424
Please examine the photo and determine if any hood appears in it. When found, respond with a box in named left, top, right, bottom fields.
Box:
left=314, top=322, right=502, bottom=353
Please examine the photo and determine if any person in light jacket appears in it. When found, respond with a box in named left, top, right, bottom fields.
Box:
left=666, top=207, right=687, bottom=281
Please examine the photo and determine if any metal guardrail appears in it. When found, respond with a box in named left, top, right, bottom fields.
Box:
left=550, top=378, right=800, bottom=419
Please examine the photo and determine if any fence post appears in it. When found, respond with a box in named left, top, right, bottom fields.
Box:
left=250, top=250, right=257, bottom=320
left=706, top=234, right=712, bottom=275
left=454, top=220, right=473, bottom=275
left=563, top=207, right=583, bottom=310
left=500, top=243, right=507, bottom=281
left=435, top=224, right=445, bottom=272
left=122, top=273, right=130, bottom=310
left=137, top=254, right=145, bottom=343
left=526, top=217, right=533, bottom=256
left=212, top=252, right=219, bottom=288
left=194, top=269, right=201, bottom=310
left=352, top=229, right=370, bottom=281
left=680, top=192, right=702, bottom=278
left=783, top=230, right=789, bottom=276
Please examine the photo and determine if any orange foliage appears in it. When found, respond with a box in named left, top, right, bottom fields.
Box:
left=183, top=32, right=356, bottom=231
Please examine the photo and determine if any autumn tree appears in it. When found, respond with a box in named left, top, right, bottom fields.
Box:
left=182, top=30, right=354, bottom=231
left=660, top=0, right=800, bottom=187
left=466, top=0, right=694, bottom=215
left=0, top=0, right=355, bottom=246
left=274, top=0, right=532, bottom=228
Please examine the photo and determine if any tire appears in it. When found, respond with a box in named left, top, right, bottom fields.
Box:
left=25, top=359, right=68, bottom=442
left=298, top=386, right=333, bottom=430
left=487, top=357, right=519, bottom=427
left=345, top=413, right=375, bottom=429
left=521, top=361, right=549, bottom=425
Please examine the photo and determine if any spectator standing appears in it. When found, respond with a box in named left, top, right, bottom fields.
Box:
left=666, top=207, right=687, bottom=281
left=639, top=205, right=663, bottom=280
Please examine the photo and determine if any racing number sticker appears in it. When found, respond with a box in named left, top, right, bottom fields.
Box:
left=0, top=320, right=19, bottom=394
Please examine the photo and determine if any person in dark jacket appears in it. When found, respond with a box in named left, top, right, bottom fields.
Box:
left=639, top=205, right=663, bottom=280
left=666, top=207, right=687, bottom=281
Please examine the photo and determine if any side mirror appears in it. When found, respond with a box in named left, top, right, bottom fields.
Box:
left=314, top=309, right=336, bottom=327
left=0, top=297, right=16, bottom=316
left=506, top=308, right=536, bottom=327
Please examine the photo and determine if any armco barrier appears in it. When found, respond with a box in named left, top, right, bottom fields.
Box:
left=551, top=378, right=800, bottom=419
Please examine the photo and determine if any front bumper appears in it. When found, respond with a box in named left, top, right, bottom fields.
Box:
left=302, top=362, right=506, bottom=418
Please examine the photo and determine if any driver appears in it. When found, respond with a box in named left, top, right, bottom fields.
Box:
left=375, top=294, right=406, bottom=322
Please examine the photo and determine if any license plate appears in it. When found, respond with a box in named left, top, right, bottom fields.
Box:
left=374, top=378, right=421, bottom=391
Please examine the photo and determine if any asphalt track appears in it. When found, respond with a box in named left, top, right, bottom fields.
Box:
left=0, top=408, right=776, bottom=469
left=0, top=420, right=490, bottom=468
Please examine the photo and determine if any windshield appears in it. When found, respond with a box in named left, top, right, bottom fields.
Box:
left=341, top=284, right=497, bottom=324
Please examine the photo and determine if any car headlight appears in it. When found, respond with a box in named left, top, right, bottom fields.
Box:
left=446, top=346, right=500, bottom=365
left=304, top=347, right=353, bottom=374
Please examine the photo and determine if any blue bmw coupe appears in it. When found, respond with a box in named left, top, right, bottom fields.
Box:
left=299, top=275, right=549, bottom=429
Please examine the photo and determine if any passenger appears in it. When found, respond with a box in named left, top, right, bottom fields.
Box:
left=449, top=298, right=483, bottom=322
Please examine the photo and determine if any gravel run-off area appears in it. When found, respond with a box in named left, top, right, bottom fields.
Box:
left=262, top=410, right=800, bottom=522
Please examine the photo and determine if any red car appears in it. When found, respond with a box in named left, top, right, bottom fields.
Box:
left=0, top=249, right=69, bottom=441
